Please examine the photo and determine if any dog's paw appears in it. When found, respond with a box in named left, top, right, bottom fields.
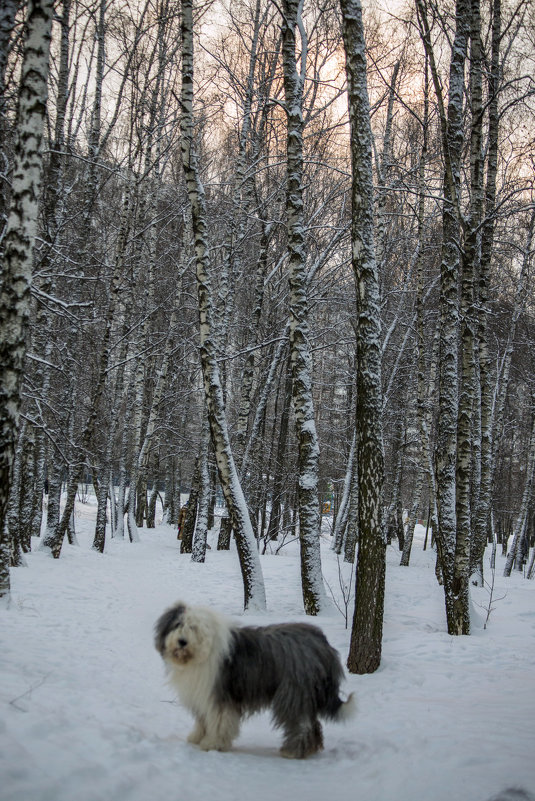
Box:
left=198, top=737, right=231, bottom=752
left=280, top=748, right=302, bottom=759
left=187, top=721, right=206, bottom=745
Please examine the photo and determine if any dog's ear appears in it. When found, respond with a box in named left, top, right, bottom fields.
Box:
left=154, top=603, right=187, bottom=654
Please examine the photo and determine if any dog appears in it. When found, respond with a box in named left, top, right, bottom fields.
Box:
left=154, top=601, right=355, bottom=758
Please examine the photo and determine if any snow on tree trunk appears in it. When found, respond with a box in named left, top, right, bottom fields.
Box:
left=281, top=0, right=325, bottom=616
left=0, top=0, right=54, bottom=599
left=471, top=0, right=501, bottom=582
left=340, top=0, right=386, bottom=674
left=180, top=0, right=265, bottom=611
left=417, top=0, right=471, bottom=635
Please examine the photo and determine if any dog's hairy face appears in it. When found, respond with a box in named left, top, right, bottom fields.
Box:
left=154, top=603, right=215, bottom=668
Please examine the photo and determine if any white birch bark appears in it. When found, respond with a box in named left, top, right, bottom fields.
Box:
left=180, top=0, right=265, bottom=611
left=281, top=0, right=325, bottom=616
left=332, top=431, right=356, bottom=554
left=471, top=0, right=501, bottom=581
left=191, top=417, right=210, bottom=564
left=417, top=0, right=471, bottom=635
left=0, top=0, right=53, bottom=598
left=455, top=0, right=484, bottom=601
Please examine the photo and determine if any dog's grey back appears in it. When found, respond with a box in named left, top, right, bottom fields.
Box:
left=215, top=622, right=346, bottom=723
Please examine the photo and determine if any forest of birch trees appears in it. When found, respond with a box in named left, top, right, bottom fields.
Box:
left=0, top=0, right=534, bottom=662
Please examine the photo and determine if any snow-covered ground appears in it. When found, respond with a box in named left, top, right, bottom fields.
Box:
left=1, top=501, right=535, bottom=801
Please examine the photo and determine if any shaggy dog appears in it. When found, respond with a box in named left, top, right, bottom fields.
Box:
left=154, top=601, right=355, bottom=758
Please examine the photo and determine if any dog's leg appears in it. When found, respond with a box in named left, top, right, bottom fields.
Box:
left=187, top=717, right=206, bottom=745
left=197, top=705, right=240, bottom=752
left=280, top=719, right=323, bottom=759
left=312, top=719, right=324, bottom=752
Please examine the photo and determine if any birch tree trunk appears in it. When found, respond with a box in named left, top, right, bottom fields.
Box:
left=191, top=417, right=211, bottom=564
left=281, top=0, right=325, bottom=616
left=417, top=0, right=471, bottom=635
left=0, top=0, right=19, bottom=225
left=340, top=0, right=386, bottom=674
left=471, top=0, right=501, bottom=582
left=333, top=432, right=356, bottom=555
left=453, top=0, right=484, bottom=622
left=180, top=0, right=265, bottom=611
left=0, top=0, right=53, bottom=599
left=265, top=356, right=292, bottom=547
left=504, top=408, right=535, bottom=577
left=400, top=59, right=429, bottom=568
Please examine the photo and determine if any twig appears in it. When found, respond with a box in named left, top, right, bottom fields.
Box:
left=9, top=673, right=50, bottom=712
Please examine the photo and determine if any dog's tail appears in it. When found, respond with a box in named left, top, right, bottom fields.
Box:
left=334, top=692, right=357, bottom=722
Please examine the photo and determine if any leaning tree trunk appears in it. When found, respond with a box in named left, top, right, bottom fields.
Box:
left=180, top=0, right=265, bottom=611
left=340, top=0, right=386, bottom=674
left=0, top=0, right=54, bottom=599
left=281, top=0, right=325, bottom=616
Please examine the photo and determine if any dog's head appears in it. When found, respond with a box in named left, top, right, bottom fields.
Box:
left=154, top=602, right=217, bottom=668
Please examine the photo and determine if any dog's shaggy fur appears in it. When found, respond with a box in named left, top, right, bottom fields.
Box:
left=154, top=601, right=355, bottom=758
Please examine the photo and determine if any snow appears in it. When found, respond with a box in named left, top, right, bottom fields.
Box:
left=1, top=502, right=535, bottom=801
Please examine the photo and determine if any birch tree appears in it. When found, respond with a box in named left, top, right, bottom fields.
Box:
left=340, top=0, right=386, bottom=674
left=281, top=0, right=325, bottom=615
left=416, top=0, right=471, bottom=635
left=180, top=0, right=266, bottom=611
left=0, top=0, right=53, bottom=599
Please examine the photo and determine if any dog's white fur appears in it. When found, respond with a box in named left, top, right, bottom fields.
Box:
left=159, top=605, right=238, bottom=751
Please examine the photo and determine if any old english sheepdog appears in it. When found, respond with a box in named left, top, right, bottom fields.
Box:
left=154, top=601, right=355, bottom=758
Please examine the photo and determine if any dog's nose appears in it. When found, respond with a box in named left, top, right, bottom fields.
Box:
left=178, top=638, right=188, bottom=648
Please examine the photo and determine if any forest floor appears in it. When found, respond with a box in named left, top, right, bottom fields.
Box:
left=1, top=499, right=535, bottom=801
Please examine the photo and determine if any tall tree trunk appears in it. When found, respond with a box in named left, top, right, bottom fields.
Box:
left=281, top=0, right=325, bottom=616
left=454, top=0, right=483, bottom=623
left=400, top=60, right=429, bottom=568
left=471, top=0, right=501, bottom=582
left=0, top=0, right=54, bottom=599
left=179, top=0, right=265, bottom=611
left=417, top=0, right=471, bottom=635
left=340, top=0, right=386, bottom=674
